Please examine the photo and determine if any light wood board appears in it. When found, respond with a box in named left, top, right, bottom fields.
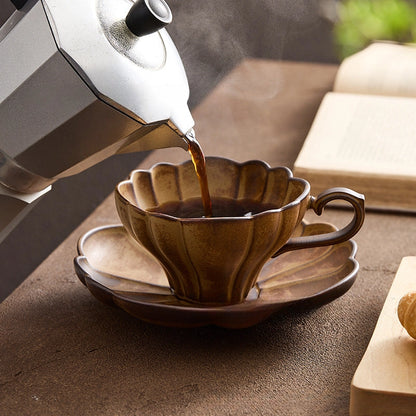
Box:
left=350, top=256, right=416, bottom=415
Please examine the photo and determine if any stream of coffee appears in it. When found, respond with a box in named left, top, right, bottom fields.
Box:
left=185, top=130, right=213, bottom=217
left=153, top=131, right=276, bottom=218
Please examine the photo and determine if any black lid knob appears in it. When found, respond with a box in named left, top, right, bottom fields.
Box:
left=126, top=0, right=172, bottom=37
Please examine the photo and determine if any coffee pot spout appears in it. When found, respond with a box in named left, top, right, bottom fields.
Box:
left=117, top=120, right=193, bottom=154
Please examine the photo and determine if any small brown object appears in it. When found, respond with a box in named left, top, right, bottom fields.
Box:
left=398, top=291, right=416, bottom=339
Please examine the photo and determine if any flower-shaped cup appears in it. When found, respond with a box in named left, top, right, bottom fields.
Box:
left=115, top=157, right=364, bottom=306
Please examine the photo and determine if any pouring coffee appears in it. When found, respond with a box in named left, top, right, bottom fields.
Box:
left=0, top=0, right=194, bottom=242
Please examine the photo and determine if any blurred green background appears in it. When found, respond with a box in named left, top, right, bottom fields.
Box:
left=334, top=0, right=416, bottom=59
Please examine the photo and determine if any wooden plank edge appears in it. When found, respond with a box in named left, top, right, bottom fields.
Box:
left=349, top=256, right=416, bottom=416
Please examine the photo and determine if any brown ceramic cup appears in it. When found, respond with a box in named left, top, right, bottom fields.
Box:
left=115, top=157, right=364, bottom=306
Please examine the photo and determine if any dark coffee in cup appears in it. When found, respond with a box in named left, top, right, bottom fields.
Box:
left=148, top=196, right=279, bottom=218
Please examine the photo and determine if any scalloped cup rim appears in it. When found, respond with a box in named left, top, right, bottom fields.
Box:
left=115, top=157, right=311, bottom=221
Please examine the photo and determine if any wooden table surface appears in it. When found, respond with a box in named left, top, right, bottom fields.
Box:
left=1, top=59, right=416, bottom=416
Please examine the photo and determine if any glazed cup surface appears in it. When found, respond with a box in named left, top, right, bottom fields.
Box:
left=115, top=157, right=364, bottom=305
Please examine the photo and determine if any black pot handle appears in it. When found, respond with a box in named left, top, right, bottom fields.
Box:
left=11, top=0, right=30, bottom=10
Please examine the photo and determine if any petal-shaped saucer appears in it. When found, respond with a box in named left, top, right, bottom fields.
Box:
left=74, top=222, right=358, bottom=328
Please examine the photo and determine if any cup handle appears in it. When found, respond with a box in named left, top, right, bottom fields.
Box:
left=272, top=187, right=365, bottom=258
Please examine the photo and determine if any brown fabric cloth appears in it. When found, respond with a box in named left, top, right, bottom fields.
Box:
left=1, top=60, right=415, bottom=416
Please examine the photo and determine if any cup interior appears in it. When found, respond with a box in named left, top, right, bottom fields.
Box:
left=117, top=157, right=309, bottom=218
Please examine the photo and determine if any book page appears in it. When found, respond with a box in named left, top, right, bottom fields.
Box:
left=294, top=92, right=416, bottom=178
left=334, top=42, right=416, bottom=97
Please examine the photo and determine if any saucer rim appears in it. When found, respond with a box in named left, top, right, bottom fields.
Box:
left=75, top=223, right=358, bottom=324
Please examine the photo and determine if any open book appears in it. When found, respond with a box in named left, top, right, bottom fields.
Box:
left=293, top=42, right=416, bottom=212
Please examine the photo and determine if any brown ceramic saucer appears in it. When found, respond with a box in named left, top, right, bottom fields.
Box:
left=74, top=222, right=358, bottom=328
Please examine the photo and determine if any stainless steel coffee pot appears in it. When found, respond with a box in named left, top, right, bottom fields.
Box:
left=0, top=0, right=194, bottom=241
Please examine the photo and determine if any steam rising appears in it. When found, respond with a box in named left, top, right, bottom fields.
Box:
left=168, top=0, right=337, bottom=107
